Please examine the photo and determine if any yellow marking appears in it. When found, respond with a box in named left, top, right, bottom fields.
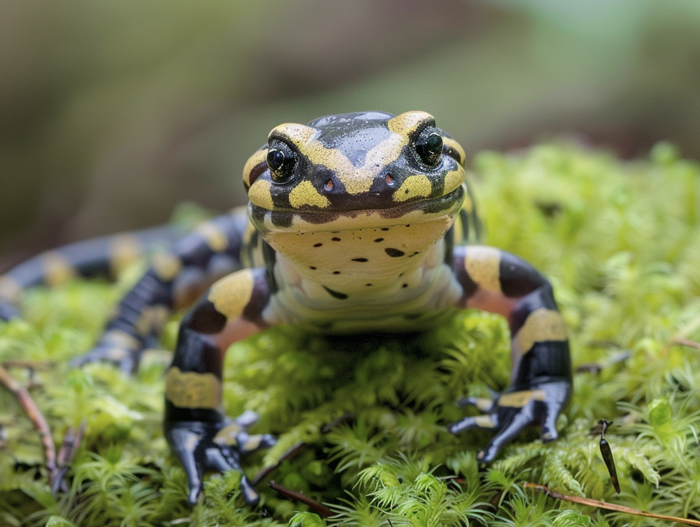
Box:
left=0, top=276, right=21, bottom=302
left=208, top=269, right=255, bottom=320
left=42, top=252, right=75, bottom=287
left=269, top=122, right=317, bottom=144
left=242, top=149, right=268, bottom=187
left=196, top=222, right=228, bottom=252
left=134, top=305, right=170, bottom=337
left=248, top=179, right=275, bottom=209
left=387, top=111, right=433, bottom=136
left=109, top=235, right=142, bottom=275
left=465, top=247, right=501, bottom=292
left=498, top=389, right=547, bottom=408
left=443, top=136, right=466, bottom=165
left=242, top=435, right=262, bottom=451
left=474, top=414, right=496, bottom=428
left=152, top=253, right=182, bottom=281
left=213, top=422, right=243, bottom=446
left=102, top=329, right=141, bottom=350
left=272, top=111, right=434, bottom=196
left=165, top=366, right=222, bottom=409
left=289, top=180, right=330, bottom=208
left=443, top=169, right=465, bottom=195
left=393, top=175, right=432, bottom=202
left=515, top=308, right=568, bottom=354
left=472, top=397, right=492, bottom=412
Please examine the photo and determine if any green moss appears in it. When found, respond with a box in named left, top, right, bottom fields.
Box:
left=2, top=142, right=700, bottom=525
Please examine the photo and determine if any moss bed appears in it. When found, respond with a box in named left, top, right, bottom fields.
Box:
left=2, top=142, right=700, bottom=526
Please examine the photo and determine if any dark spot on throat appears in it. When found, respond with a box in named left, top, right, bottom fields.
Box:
left=333, top=271, right=340, bottom=275
left=332, top=237, right=341, bottom=241
left=352, top=258, right=368, bottom=262
left=323, top=286, right=348, bottom=299
left=374, top=238, right=384, bottom=243
left=385, top=248, right=405, bottom=257
left=314, top=243, right=322, bottom=247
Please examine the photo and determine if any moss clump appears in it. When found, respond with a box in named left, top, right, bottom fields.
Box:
left=2, top=141, right=700, bottom=526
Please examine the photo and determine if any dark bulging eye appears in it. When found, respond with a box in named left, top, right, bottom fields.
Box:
left=415, top=128, right=443, bottom=166
left=266, top=142, right=296, bottom=183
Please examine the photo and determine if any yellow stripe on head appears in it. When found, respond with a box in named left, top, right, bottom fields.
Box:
left=443, top=137, right=466, bottom=165
left=289, top=180, right=330, bottom=208
left=387, top=111, right=434, bottom=136
left=242, top=149, right=268, bottom=187
left=393, top=175, right=432, bottom=202
left=443, top=168, right=465, bottom=195
left=248, top=179, right=275, bottom=209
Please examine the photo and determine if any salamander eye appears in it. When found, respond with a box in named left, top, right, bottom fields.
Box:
left=415, top=128, right=443, bottom=167
left=266, top=142, right=297, bottom=183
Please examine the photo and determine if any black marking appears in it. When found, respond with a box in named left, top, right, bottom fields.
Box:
left=366, top=283, right=372, bottom=286
left=402, top=284, right=408, bottom=288
left=374, top=238, right=384, bottom=243
left=381, top=228, right=389, bottom=231
left=332, top=237, right=341, bottom=241
left=405, top=224, right=410, bottom=227
left=385, top=248, right=405, bottom=257
left=184, top=299, right=227, bottom=335
left=333, top=271, right=340, bottom=275
left=499, top=253, right=546, bottom=298
left=309, top=266, right=316, bottom=270
left=314, top=243, right=323, bottom=247
left=351, top=258, right=368, bottom=262
left=323, top=286, right=348, bottom=300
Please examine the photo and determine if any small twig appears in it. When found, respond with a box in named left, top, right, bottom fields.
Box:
left=2, top=360, right=53, bottom=370
left=672, top=337, right=700, bottom=350
left=52, top=420, right=87, bottom=496
left=524, top=483, right=700, bottom=526
left=252, top=413, right=354, bottom=486
left=0, top=363, right=56, bottom=480
left=269, top=480, right=332, bottom=518
left=598, top=420, right=620, bottom=493
left=320, top=412, right=353, bottom=434
left=252, top=441, right=306, bottom=486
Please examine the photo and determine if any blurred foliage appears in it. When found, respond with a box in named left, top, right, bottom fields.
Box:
left=2, top=141, right=700, bottom=525
left=4, top=0, right=700, bottom=266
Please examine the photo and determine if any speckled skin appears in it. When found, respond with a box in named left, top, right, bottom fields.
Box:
left=0, top=111, right=571, bottom=506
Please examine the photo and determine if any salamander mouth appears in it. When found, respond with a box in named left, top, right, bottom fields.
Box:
left=249, top=184, right=465, bottom=233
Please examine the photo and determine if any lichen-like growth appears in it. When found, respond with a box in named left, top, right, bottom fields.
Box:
left=2, top=142, right=700, bottom=525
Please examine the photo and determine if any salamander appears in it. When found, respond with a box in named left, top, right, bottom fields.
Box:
left=0, top=111, right=571, bottom=505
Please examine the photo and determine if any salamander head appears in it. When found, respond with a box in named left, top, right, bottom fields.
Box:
left=242, top=111, right=468, bottom=283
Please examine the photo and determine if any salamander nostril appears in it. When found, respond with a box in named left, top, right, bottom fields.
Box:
left=385, top=174, right=395, bottom=187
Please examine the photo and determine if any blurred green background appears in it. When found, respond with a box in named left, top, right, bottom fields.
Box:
left=3, top=0, right=700, bottom=267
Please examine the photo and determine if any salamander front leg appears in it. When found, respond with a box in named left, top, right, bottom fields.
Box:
left=163, top=268, right=275, bottom=504
left=449, top=246, right=572, bottom=461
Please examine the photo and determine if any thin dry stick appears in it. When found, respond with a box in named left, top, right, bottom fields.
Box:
left=672, top=337, right=700, bottom=350
left=52, top=420, right=87, bottom=495
left=0, top=363, right=56, bottom=478
left=524, top=483, right=700, bottom=526
left=269, top=480, right=332, bottom=518
left=252, top=413, right=353, bottom=486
